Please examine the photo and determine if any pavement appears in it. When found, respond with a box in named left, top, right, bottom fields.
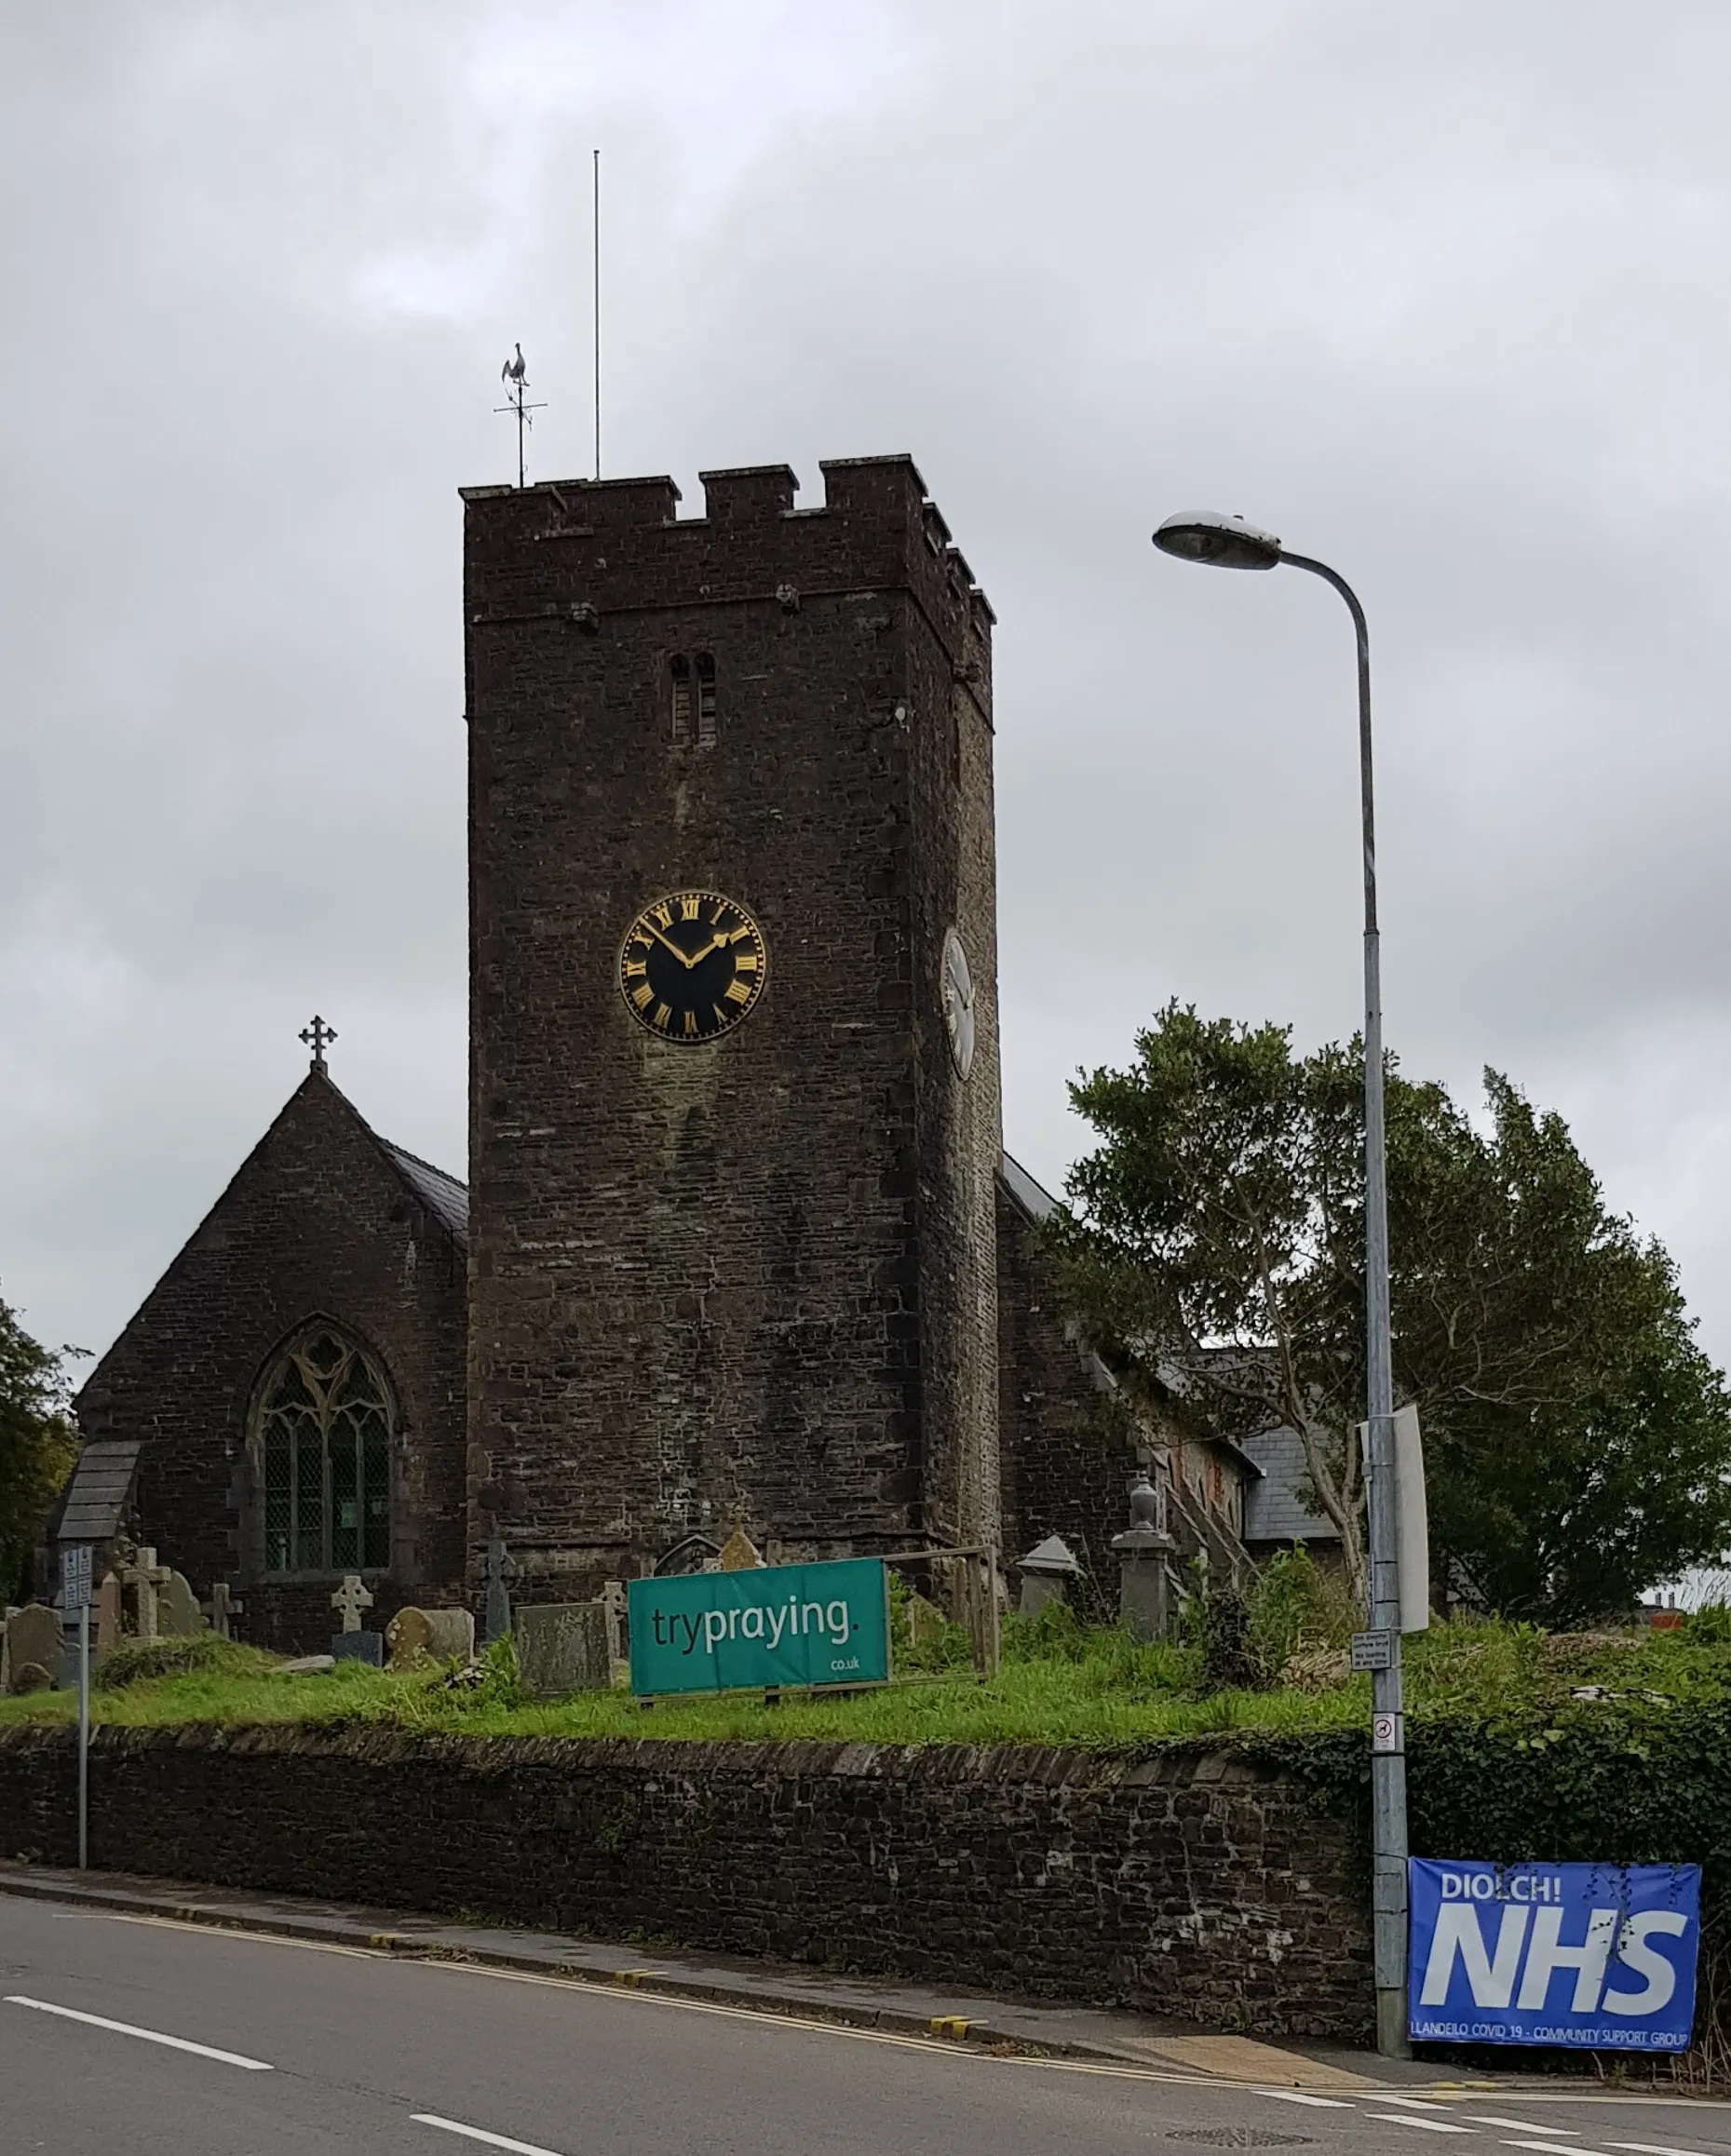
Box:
left=1, top=1864, right=1727, bottom=2156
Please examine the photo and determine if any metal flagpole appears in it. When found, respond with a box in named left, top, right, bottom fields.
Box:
left=593, top=148, right=602, bottom=481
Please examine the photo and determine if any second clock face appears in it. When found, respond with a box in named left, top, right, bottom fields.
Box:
left=618, top=889, right=768, bottom=1044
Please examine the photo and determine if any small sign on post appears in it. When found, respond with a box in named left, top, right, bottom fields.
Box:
left=1351, top=1628, right=1395, bottom=1672
left=61, top=1543, right=92, bottom=1612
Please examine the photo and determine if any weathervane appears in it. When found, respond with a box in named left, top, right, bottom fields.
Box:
left=300, top=1015, right=337, bottom=1071
left=494, top=342, right=547, bottom=490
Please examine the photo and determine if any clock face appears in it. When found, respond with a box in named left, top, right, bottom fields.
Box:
left=618, top=889, right=768, bottom=1044
left=941, top=926, right=975, bottom=1080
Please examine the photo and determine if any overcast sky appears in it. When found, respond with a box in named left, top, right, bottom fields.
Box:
left=7, top=2, right=1731, bottom=1383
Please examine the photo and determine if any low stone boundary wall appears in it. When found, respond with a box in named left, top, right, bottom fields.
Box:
left=0, top=1726, right=1372, bottom=2039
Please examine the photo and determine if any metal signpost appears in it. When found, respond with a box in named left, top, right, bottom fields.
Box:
left=629, top=1558, right=890, bottom=1699
left=60, top=1543, right=93, bottom=1869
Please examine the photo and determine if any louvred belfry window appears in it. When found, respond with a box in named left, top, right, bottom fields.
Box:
left=257, top=1329, right=392, bottom=1572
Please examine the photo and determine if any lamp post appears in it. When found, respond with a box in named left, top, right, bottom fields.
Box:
left=1151, top=511, right=1409, bottom=2059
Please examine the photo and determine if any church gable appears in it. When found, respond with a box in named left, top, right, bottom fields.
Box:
left=71, top=1066, right=468, bottom=1651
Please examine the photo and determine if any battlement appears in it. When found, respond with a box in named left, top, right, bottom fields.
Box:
left=460, top=454, right=994, bottom=651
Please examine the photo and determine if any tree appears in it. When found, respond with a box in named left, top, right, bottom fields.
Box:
left=1048, top=1004, right=1731, bottom=1624
left=0, top=1292, right=79, bottom=1605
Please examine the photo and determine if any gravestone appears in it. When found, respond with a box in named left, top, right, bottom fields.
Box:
left=271, top=1654, right=336, bottom=1677
left=94, top=1574, right=122, bottom=1655
left=1016, top=1534, right=1084, bottom=1618
left=901, top=1591, right=948, bottom=1652
left=119, top=1545, right=170, bottom=1643
left=6, top=1606, right=60, bottom=1693
left=159, top=1570, right=206, bottom=1637
left=482, top=1538, right=514, bottom=1648
left=599, top=1579, right=628, bottom=1669
left=718, top=1524, right=763, bottom=1571
left=385, top=1607, right=433, bottom=1669
left=330, top=1575, right=373, bottom=1633
left=385, top=1606, right=475, bottom=1669
left=203, top=1582, right=241, bottom=1641
left=1112, top=1473, right=1179, bottom=1644
left=514, top=1603, right=610, bottom=1699
left=424, top=1608, right=476, bottom=1663
left=331, top=1631, right=384, bottom=1667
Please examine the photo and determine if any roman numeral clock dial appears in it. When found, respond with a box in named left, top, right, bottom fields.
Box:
left=617, top=890, right=768, bottom=1044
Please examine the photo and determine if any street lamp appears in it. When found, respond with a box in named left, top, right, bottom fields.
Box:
left=1153, top=509, right=1409, bottom=2060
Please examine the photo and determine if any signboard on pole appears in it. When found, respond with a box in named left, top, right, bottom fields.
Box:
left=1409, top=1859, right=1700, bottom=2051
left=628, top=1558, right=889, bottom=1698
left=60, top=1543, right=92, bottom=1612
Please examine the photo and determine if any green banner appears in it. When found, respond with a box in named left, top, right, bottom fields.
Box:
left=628, top=1558, right=890, bottom=1697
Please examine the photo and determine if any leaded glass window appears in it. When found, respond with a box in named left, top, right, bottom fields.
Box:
left=256, top=1329, right=392, bottom=1573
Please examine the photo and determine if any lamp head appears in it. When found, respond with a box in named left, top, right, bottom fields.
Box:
left=1153, top=511, right=1282, bottom=572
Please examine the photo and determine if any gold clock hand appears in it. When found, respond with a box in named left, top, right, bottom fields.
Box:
left=643, top=922, right=699, bottom=968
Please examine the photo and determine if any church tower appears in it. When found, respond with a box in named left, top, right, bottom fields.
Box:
left=461, top=456, right=1000, bottom=1597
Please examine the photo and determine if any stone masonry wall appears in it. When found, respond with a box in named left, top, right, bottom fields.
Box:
left=463, top=455, right=1002, bottom=1593
left=0, top=1726, right=1372, bottom=2040
left=995, top=1181, right=1141, bottom=1607
left=71, top=1073, right=468, bottom=1652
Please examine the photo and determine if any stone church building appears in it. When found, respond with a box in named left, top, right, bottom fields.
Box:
left=57, top=456, right=1291, bottom=1651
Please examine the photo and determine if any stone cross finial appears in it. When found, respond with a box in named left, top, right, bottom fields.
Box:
left=300, top=1015, right=337, bottom=1071
left=330, top=1574, right=373, bottom=1631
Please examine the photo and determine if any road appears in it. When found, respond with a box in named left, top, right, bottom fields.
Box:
left=3, top=1893, right=1729, bottom=2156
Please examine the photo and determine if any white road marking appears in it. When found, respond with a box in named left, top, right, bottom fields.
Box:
left=1609, top=2143, right=1718, bottom=2156
left=1365, top=2112, right=1477, bottom=2134
left=1467, top=2122, right=1577, bottom=2136
left=1502, top=2142, right=1612, bottom=2156
left=412, top=2115, right=568, bottom=2156
left=1253, top=2090, right=1354, bottom=2108
left=1378, top=2099, right=1459, bottom=2112
left=3, top=1994, right=274, bottom=2069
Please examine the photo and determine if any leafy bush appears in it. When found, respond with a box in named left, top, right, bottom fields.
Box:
left=1247, top=1544, right=1357, bottom=1674
left=91, top=1636, right=279, bottom=1691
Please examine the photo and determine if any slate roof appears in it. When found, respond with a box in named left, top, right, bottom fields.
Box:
left=379, top=1139, right=469, bottom=1242
left=999, top=1149, right=1059, bottom=1223
left=55, top=1437, right=141, bottom=1544
left=1241, top=1424, right=1337, bottom=1543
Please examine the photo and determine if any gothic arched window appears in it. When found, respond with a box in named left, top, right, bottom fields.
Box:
left=255, top=1328, right=393, bottom=1573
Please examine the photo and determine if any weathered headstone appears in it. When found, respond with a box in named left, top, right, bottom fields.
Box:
left=717, top=1523, right=763, bottom=1571
left=482, top=1538, right=514, bottom=1647
left=514, top=1603, right=610, bottom=1698
left=385, top=1607, right=432, bottom=1669
left=6, top=1606, right=60, bottom=1693
left=901, top=1590, right=948, bottom=1652
left=331, top=1631, right=384, bottom=1667
left=95, top=1573, right=121, bottom=1654
left=1112, top=1472, right=1179, bottom=1644
left=203, top=1581, right=241, bottom=1641
left=1016, top=1533, right=1084, bottom=1618
left=423, top=1608, right=476, bottom=1663
left=119, top=1545, right=170, bottom=1643
left=330, top=1574, right=374, bottom=1633
left=385, top=1606, right=475, bottom=1668
left=599, top=1579, right=628, bottom=1667
left=159, top=1569, right=206, bottom=1637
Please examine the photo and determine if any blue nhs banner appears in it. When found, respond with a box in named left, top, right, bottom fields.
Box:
left=1410, top=1860, right=1700, bottom=2051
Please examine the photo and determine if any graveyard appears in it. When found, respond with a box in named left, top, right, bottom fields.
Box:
left=5, top=1573, right=1725, bottom=1749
